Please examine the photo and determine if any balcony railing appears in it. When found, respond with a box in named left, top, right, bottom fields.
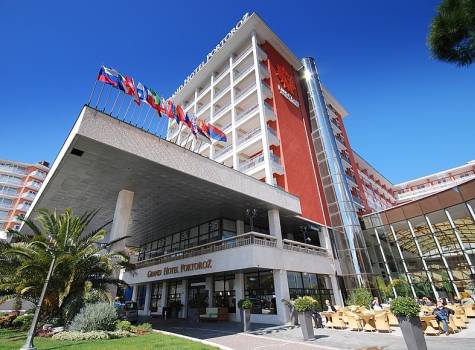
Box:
left=234, top=64, right=254, bottom=81
left=197, top=101, right=211, bottom=115
left=214, top=143, right=232, bottom=158
left=234, top=45, right=253, bottom=64
left=270, top=153, right=282, bottom=165
left=214, top=86, right=231, bottom=101
left=240, top=153, right=265, bottom=172
left=25, top=181, right=41, bottom=189
left=282, top=239, right=328, bottom=257
left=0, top=166, right=26, bottom=175
left=213, top=103, right=231, bottom=120
left=340, top=152, right=351, bottom=164
left=235, top=83, right=256, bottom=100
left=236, top=105, right=259, bottom=123
left=133, top=232, right=277, bottom=268
left=237, top=127, right=261, bottom=146
left=346, top=173, right=357, bottom=185
left=30, top=170, right=46, bottom=179
left=267, top=126, right=277, bottom=137
left=214, top=66, right=230, bottom=81
left=21, top=192, right=36, bottom=200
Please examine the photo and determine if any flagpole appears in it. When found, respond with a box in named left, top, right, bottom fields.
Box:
left=102, top=85, right=113, bottom=112
left=141, top=107, right=152, bottom=130
left=129, top=104, right=138, bottom=125
left=110, top=90, right=121, bottom=115
left=173, top=124, right=183, bottom=143
left=197, top=140, right=203, bottom=153
left=147, top=110, right=155, bottom=131
left=88, top=80, right=98, bottom=106
left=122, top=99, right=133, bottom=121
left=95, top=83, right=105, bottom=109
left=183, top=132, right=191, bottom=148
left=115, top=92, right=126, bottom=118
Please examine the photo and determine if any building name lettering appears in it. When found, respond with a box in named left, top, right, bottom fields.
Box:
left=278, top=84, right=300, bottom=108
left=172, top=13, right=250, bottom=98
left=147, top=259, right=213, bottom=278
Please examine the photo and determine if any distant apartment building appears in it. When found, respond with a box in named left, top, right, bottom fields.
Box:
left=0, top=159, right=49, bottom=240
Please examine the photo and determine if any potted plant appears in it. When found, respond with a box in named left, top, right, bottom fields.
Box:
left=168, top=300, right=183, bottom=319
left=294, top=296, right=317, bottom=340
left=390, top=297, right=427, bottom=350
left=238, top=299, right=252, bottom=332
left=188, top=294, right=208, bottom=322
left=282, top=299, right=299, bottom=325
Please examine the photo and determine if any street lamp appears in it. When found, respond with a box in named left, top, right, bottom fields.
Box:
left=20, top=250, right=56, bottom=350
left=246, top=209, right=257, bottom=232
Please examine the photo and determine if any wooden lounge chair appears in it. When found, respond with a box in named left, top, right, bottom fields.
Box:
left=387, top=311, right=399, bottom=326
left=322, top=311, right=334, bottom=328
left=424, top=319, right=440, bottom=336
left=346, top=312, right=362, bottom=331
left=448, top=315, right=460, bottom=333
left=463, top=304, right=475, bottom=318
left=331, top=313, right=347, bottom=329
left=374, top=312, right=392, bottom=333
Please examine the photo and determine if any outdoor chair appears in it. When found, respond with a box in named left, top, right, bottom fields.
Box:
left=462, top=304, right=475, bottom=317
left=346, top=312, right=363, bottom=331
left=322, top=312, right=334, bottom=328
left=447, top=315, right=461, bottom=334
left=374, top=312, right=392, bottom=333
left=331, top=313, right=347, bottom=329
left=387, top=311, right=399, bottom=326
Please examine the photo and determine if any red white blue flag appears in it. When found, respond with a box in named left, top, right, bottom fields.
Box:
left=207, top=123, right=227, bottom=142
left=97, top=66, right=120, bottom=87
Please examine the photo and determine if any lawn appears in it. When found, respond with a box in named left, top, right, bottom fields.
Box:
left=0, top=329, right=217, bottom=350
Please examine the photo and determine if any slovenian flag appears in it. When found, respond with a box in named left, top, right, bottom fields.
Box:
left=97, top=65, right=120, bottom=87
left=207, top=123, right=227, bottom=142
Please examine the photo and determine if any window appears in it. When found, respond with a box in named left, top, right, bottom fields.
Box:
left=416, top=185, right=425, bottom=190
left=0, top=198, right=13, bottom=208
left=287, top=271, right=334, bottom=308
left=222, top=219, right=237, bottom=239
left=167, top=281, right=182, bottom=303
left=214, top=273, right=236, bottom=313
left=136, top=285, right=147, bottom=310
left=244, top=269, right=276, bottom=314
left=150, top=283, right=162, bottom=312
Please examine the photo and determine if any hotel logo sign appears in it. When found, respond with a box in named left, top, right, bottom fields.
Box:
left=147, top=259, right=213, bottom=278
left=173, top=13, right=250, bottom=97
left=275, top=64, right=300, bottom=108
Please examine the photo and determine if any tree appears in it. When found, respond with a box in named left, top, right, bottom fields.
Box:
left=428, top=0, right=475, bottom=66
left=0, top=208, right=129, bottom=323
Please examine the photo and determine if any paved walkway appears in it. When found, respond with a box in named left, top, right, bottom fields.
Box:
left=150, top=318, right=475, bottom=350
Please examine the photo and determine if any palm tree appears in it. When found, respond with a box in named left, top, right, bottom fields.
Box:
left=428, top=0, right=475, bottom=66
left=0, top=208, right=129, bottom=323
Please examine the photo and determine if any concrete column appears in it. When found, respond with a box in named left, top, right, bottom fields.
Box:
left=268, top=209, right=282, bottom=240
left=205, top=276, right=214, bottom=307
left=109, top=189, right=134, bottom=251
left=273, top=269, right=290, bottom=324
left=236, top=220, right=245, bottom=235
left=160, top=281, right=168, bottom=308
left=181, top=279, right=189, bottom=319
left=330, top=274, right=344, bottom=306
left=234, top=272, right=244, bottom=322
left=131, top=285, right=138, bottom=302
left=143, top=283, right=152, bottom=316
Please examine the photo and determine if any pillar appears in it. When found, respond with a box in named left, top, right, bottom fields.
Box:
left=268, top=208, right=282, bottom=240
left=181, top=279, right=189, bottom=319
left=205, top=276, right=214, bottom=307
left=273, top=269, right=290, bottom=324
left=131, top=285, right=138, bottom=302
left=160, top=281, right=168, bottom=308
left=109, top=189, right=134, bottom=251
left=330, top=274, right=344, bottom=306
left=234, top=272, right=244, bottom=322
left=143, top=283, right=152, bottom=316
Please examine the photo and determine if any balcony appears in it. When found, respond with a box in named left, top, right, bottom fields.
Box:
left=239, top=153, right=265, bottom=173
left=29, top=170, right=46, bottom=179
left=213, top=103, right=231, bottom=120
left=214, top=66, right=230, bottom=83
left=261, top=82, right=273, bottom=100
left=0, top=202, right=13, bottom=210
left=346, top=173, right=358, bottom=187
left=196, top=101, right=211, bottom=116
left=257, top=46, right=268, bottom=61
left=234, top=83, right=256, bottom=102
left=233, top=45, right=253, bottom=65
left=282, top=239, right=328, bottom=257
left=214, top=86, right=231, bottom=101
left=133, top=232, right=277, bottom=267
left=352, top=194, right=364, bottom=207
left=25, top=181, right=41, bottom=190
left=267, top=126, right=280, bottom=146
left=21, top=192, right=36, bottom=200
left=0, top=166, right=26, bottom=175
left=196, top=82, right=211, bottom=100
left=237, top=127, right=261, bottom=146
left=16, top=203, right=31, bottom=212
left=235, top=105, right=259, bottom=124
left=270, top=153, right=284, bottom=175
left=234, top=64, right=255, bottom=83
left=214, top=144, right=233, bottom=159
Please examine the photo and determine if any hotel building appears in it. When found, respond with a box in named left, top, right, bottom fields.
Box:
left=21, top=12, right=474, bottom=325
left=0, top=159, right=49, bottom=241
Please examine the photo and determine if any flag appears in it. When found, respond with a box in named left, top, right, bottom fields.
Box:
left=159, top=97, right=167, bottom=115
left=97, top=65, right=120, bottom=87
left=207, top=123, right=227, bottom=142
left=118, top=75, right=136, bottom=97
left=184, top=113, right=192, bottom=128
left=175, top=105, right=186, bottom=125
left=166, top=100, right=176, bottom=120
left=196, top=119, right=212, bottom=144
left=146, top=88, right=162, bottom=116
left=137, top=83, right=149, bottom=105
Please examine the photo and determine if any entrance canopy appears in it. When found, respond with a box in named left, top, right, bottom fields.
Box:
left=24, top=106, right=303, bottom=247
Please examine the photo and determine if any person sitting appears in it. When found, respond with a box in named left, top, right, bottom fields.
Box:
left=432, top=300, right=454, bottom=336
left=371, top=297, right=382, bottom=310
left=422, top=297, right=433, bottom=306
left=324, top=299, right=336, bottom=312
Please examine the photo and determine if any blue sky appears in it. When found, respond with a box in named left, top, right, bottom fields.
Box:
left=0, top=0, right=473, bottom=183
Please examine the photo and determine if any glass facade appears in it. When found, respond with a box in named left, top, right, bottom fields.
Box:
left=244, top=269, right=276, bottom=314
left=363, top=181, right=475, bottom=300
left=213, top=273, right=236, bottom=313
left=287, top=271, right=334, bottom=309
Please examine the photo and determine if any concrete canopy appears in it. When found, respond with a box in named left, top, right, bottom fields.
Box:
left=24, top=106, right=302, bottom=247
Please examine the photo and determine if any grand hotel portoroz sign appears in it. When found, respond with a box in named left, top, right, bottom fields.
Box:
left=172, top=13, right=250, bottom=97
left=147, top=259, right=213, bottom=278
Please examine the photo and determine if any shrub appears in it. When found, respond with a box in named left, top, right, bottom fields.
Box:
left=238, top=299, right=252, bottom=310
left=131, top=322, right=152, bottom=335
left=390, top=297, right=420, bottom=318
left=0, top=314, right=17, bottom=328
left=346, top=288, right=373, bottom=307
left=293, top=296, right=318, bottom=313
left=116, top=320, right=132, bottom=331
left=52, top=330, right=135, bottom=341
left=12, top=313, right=33, bottom=331
left=69, top=302, right=118, bottom=332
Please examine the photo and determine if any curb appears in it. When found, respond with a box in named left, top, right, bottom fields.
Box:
left=153, top=329, right=234, bottom=350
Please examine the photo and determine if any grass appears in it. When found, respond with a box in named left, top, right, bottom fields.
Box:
left=0, top=328, right=217, bottom=350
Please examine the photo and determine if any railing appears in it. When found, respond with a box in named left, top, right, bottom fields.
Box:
left=0, top=166, right=26, bottom=175
left=236, top=105, right=259, bottom=123
left=214, top=66, right=230, bottom=81
left=234, top=64, right=254, bottom=81
left=0, top=177, right=23, bottom=186
left=282, top=239, right=328, bottom=256
left=25, top=181, right=41, bottom=189
left=240, top=153, right=264, bottom=172
left=30, top=170, right=46, bottom=179
left=221, top=121, right=232, bottom=131
left=335, top=134, right=346, bottom=145
left=0, top=202, right=13, bottom=209
left=133, top=232, right=277, bottom=268
left=21, top=192, right=36, bottom=200
left=235, top=83, right=256, bottom=100
left=340, top=152, right=351, bottom=164
left=270, top=153, right=282, bottom=165
left=214, top=144, right=232, bottom=158
left=197, top=101, right=211, bottom=115
left=352, top=194, right=364, bottom=206
left=237, top=127, right=261, bottom=146
left=213, top=103, right=231, bottom=119
left=234, top=45, right=253, bottom=64
left=267, top=126, right=278, bottom=138
left=16, top=204, right=31, bottom=211
left=197, top=83, right=211, bottom=99
left=346, top=173, right=357, bottom=185
left=214, top=86, right=231, bottom=101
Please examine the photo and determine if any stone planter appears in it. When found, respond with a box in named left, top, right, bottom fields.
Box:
left=241, top=309, right=251, bottom=332
left=298, top=311, right=314, bottom=340
left=397, top=316, right=427, bottom=350
left=187, top=308, right=200, bottom=323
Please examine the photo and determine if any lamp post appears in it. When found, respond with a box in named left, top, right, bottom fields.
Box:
left=246, top=209, right=257, bottom=232
left=20, top=252, right=56, bottom=350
